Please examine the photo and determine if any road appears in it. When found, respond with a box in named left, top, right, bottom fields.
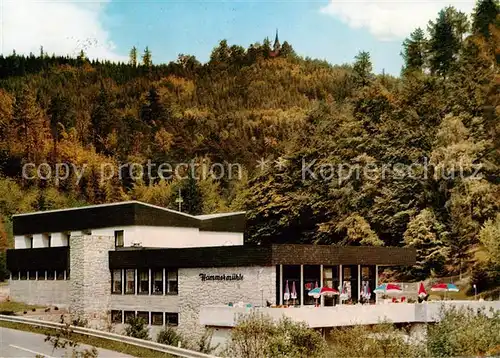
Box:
left=0, top=327, right=134, bottom=357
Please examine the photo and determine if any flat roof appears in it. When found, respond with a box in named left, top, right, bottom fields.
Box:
left=109, top=244, right=416, bottom=268
left=12, top=201, right=246, bottom=235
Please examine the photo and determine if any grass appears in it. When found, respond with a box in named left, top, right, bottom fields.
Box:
left=0, top=320, right=174, bottom=357
left=0, top=300, right=44, bottom=313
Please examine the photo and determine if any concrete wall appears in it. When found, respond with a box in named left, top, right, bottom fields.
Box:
left=177, top=266, right=276, bottom=345
left=69, top=234, right=115, bottom=329
left=9, top=280, right=69, bottom=307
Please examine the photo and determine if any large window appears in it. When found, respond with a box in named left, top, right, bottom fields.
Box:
left=115, top=230, right=124, bottom=247
left=112, top=269, right=122, bottom=294
left=56, top=270, right=65, bottom=280
left=167, top=270, right=178, bottom=294
left=125, top=269, right=135, bottom=294
left=152, top=270, right=163, bottom=295
left=37, top=270, right=46, bottom=280
left=151, top=312, right=163, bottom=326
left=166, top=313, right=178, bottom=326
left=20, top=271, right=27, bottom=280
left=138, top=270, right=149, bottom=294
left=137, top=311, right=149, bottom=325
left=124, top=311, right=135, bottom=324
left=47, top=270, right=55, bottom=280
left=11, top=271, right=19, bottom=280
left=29, top=271, right=36, bottom=280
left=111, top=310, right=122, bottom=324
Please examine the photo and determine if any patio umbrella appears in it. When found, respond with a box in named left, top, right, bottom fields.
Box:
left=284, top=280, right=290, bottom=302
left=431, top=283, right=459, bottom=292
left=374, top=283, right=403, bottom=294
left=291, top=281, right=297, bottom=304
left=418, top=282, right=428, bottom=298
left=308, top=287, right=340, bottom=296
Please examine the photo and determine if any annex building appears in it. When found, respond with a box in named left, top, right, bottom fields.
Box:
left=6, top=201, right=415, bottom=344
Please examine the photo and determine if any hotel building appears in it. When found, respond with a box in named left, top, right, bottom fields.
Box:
left=6, top=201, right=415, bottom=344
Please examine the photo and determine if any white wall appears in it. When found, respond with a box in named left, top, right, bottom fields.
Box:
left=14, top=235, right=32, bottom=249
left=51, top=232, right=69, bottom=247
left=10, top=280, right=69, bottom=307
left=92, top=226, right=243, bottom=248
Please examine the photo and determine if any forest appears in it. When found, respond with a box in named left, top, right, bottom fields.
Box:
left=0, top=1, right=499, bottom=288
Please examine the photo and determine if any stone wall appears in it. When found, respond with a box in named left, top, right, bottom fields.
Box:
left=177, top=266, right=276, bottom=346
left=69, top=235, right=114, bottom=329
left=9, top=280, right=69, bottom=307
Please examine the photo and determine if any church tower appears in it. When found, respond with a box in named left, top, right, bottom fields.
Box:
left=273, top=29, right=281, bottom=53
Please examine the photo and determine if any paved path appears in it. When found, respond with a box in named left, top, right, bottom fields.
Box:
left=0, top=327, right=134, bottom=357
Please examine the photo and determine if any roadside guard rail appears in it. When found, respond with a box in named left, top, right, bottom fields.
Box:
left=0, top=314, right=220, bottom=358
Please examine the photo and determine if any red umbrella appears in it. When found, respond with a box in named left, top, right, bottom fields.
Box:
left=418, top=282, right=427, bottom=298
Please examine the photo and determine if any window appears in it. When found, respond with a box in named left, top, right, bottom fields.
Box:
left=151, top=312, right=163, bottom=326
left=138, top=270, right=149, bottom=294
left=11, top=271, right=19, bottom=280
left=125, top=269, right=135, bottom=294
left=56, top=270, right=65, bottom=280
left=152, top=270, right=163, bottom=295
left=115, top=230, right=124, bottom=247
left=20, top=271, right=27, bottom=280
left=167, top=270, right=178, bottom=294
left=111, top=310, right=123, bottom=324
left=29, top=271, right=36, bottom=280
left=166, top=313, right=178, bottom=326
left=37, top=270, right=46, bottom=280
left=124, top=311, right=135, bottom=324
left=112, top=269, right=122, bottom=294
left=137, top=311, right=149, bottom=325
left=66, top=270, right=70, bottom=280
left=47, top=270, right=55, bottom=280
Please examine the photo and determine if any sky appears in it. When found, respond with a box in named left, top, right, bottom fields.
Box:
left=1, top=0, right=477, bottom=76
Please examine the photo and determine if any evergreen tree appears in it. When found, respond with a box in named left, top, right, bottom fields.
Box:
left=427, top=7, right=466, bottom=76
left=142, top=46, right=152, bottom=67
left=403, top=209, right=447, bottom=279
left=401, top=28, right=427, bottom=73
left=179, top=172, right=203, bottom=215
left=129, top=46, right=138, bottom=67
left=280, top=41, right=296, bottom=58
left=13, top=86, right=46, bottom=163
left=472, top=0, right=500, bottom=38
left=48, top=94, right=74, bottom=162
left=90, top=86, right=115, bottom=154
left=353, top=51, right=373, bottom=86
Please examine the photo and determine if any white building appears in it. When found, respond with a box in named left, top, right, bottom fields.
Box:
left=7, top=200, right=416, bottom=346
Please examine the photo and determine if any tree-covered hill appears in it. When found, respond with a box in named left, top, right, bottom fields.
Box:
left=0, top=1, right=499, bottom=284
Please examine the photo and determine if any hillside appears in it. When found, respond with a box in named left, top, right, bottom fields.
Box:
left=0, top=3, right=499, bottom=288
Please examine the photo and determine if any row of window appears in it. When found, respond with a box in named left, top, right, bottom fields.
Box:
left=11, top=270, right=69, bottom=280
left=22, top=233, right=70, bottom=248
left=111, top=269, right=178, bottom=295
left=111, top=310, right=178, bottom=326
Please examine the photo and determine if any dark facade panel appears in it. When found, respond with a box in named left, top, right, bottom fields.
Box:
left=109, top=244, right=415, bottom=269
left=6, top=247, right=69, bottom=271
left=13, top=203, right=136, bottom=235
left=13, top=202, right=246, bottom=235
left=271, top=245, right=416, bottom=266
left=198, top=213, right=246, bottom=233
left=109, top=245, right=273, bottom=269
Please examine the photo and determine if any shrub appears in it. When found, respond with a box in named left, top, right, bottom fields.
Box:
left=197, top=328, right=220, bottom=354
left=224, top=311, right=326, bottom=358
left=327, top=321, right=423, bottom=358
left=71, top=317, right=88, bottom=327
left=427, top=305, right=500, bottom=357
left=156, top=326, right=181, bottom=346
left=124, top=316, right=150, bottom=340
